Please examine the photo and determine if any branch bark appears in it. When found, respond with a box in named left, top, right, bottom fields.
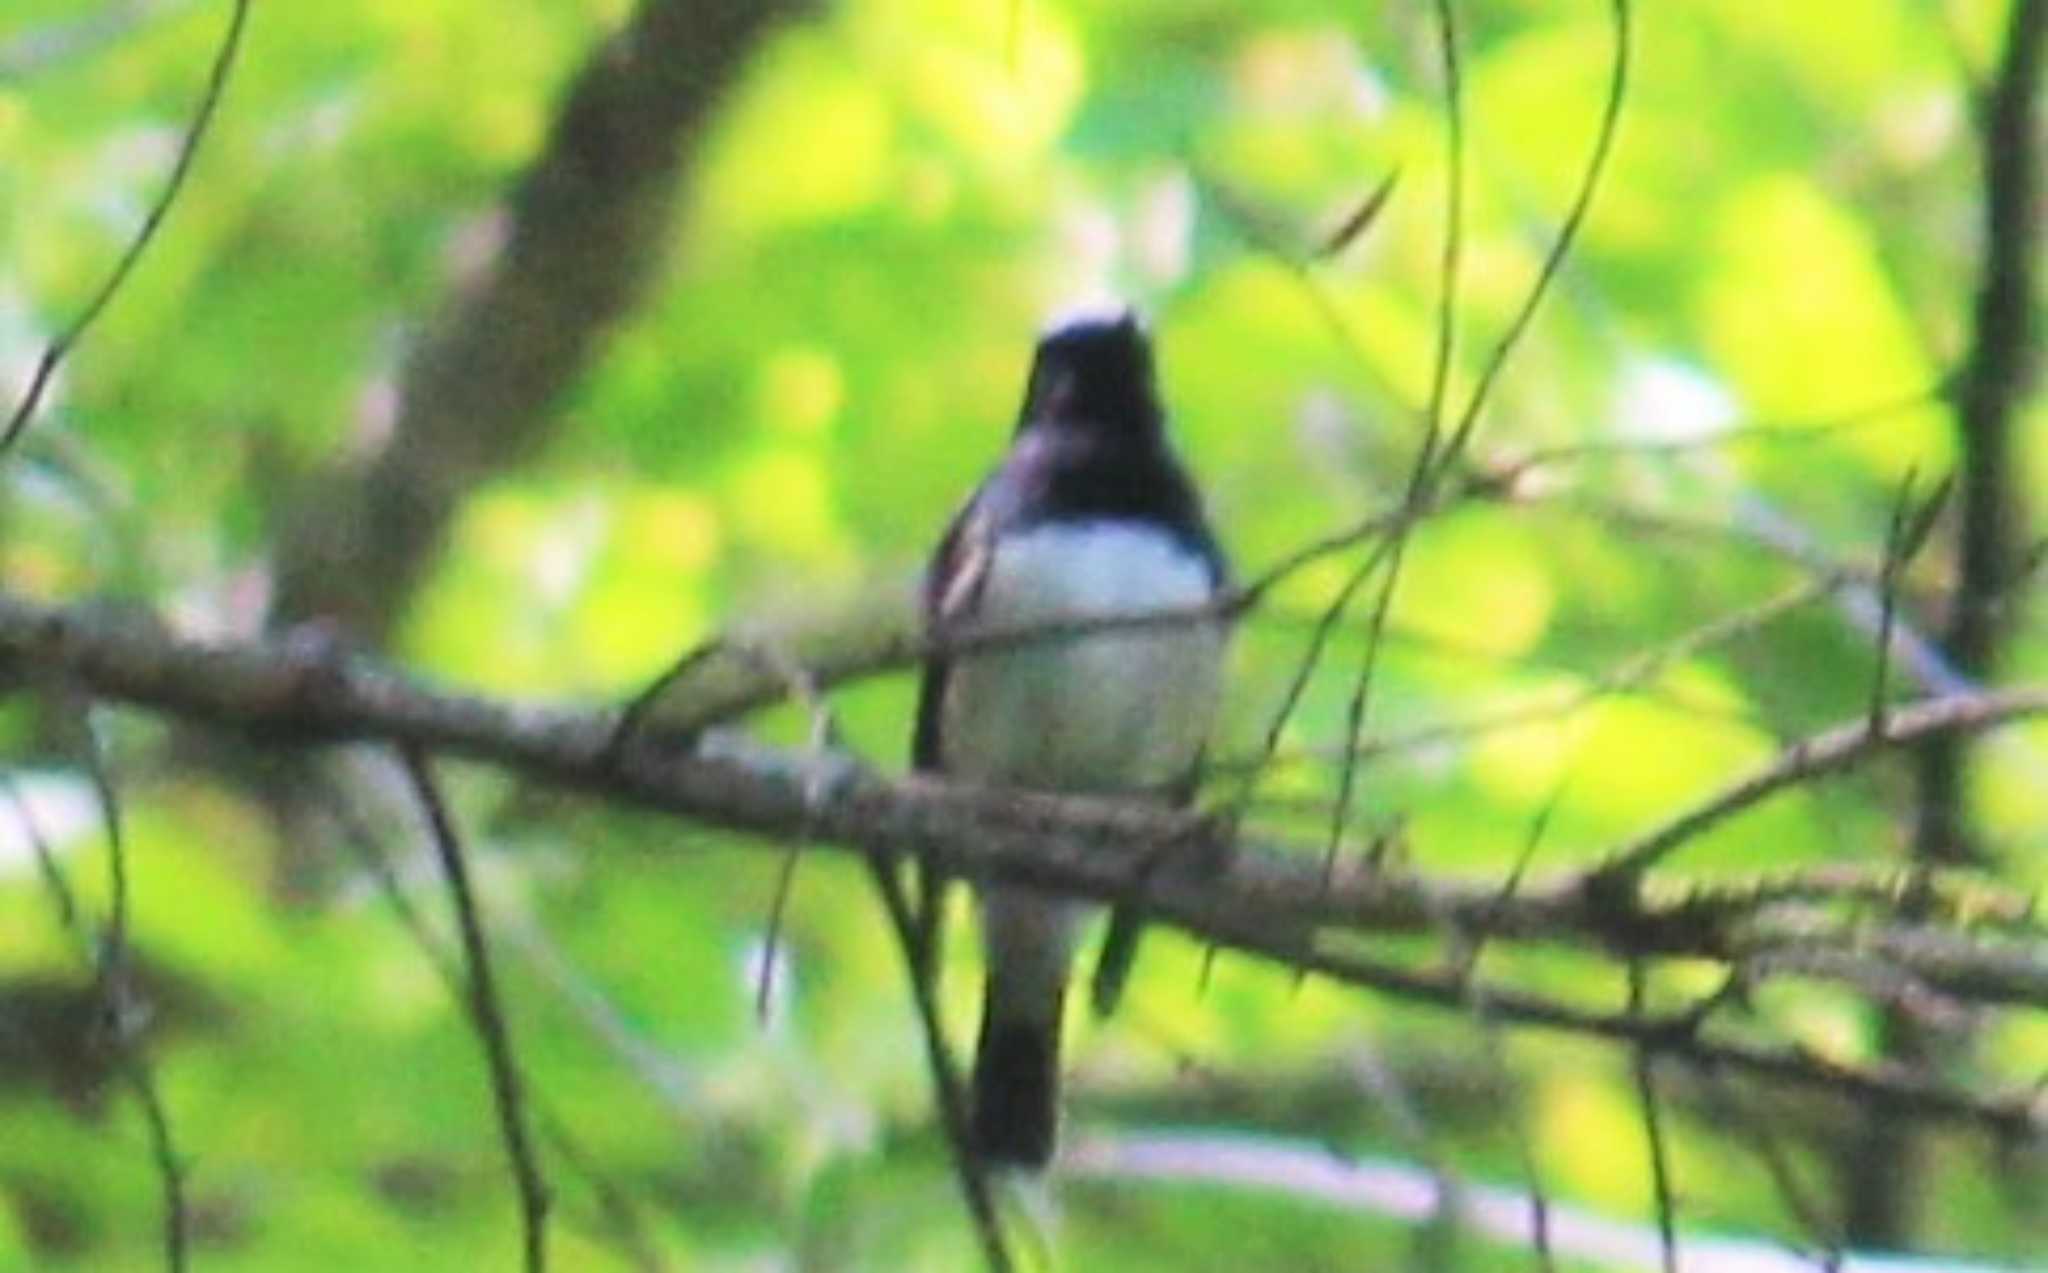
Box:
left=270, top=0, right=812, bottom=641
left=1856, top=0, right=2043, bottom=1243
left=4, top=587, right=2042, bottom=1136
left=1912, top=0, right=2043, bottom=869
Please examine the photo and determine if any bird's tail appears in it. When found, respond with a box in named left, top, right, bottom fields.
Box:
left=970, top=983, right=1064, bottom=1168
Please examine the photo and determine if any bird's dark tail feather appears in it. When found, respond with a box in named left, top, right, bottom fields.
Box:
left=970, top=995, right=1063, bottom=1168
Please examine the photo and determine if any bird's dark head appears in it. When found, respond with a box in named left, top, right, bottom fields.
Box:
left=1015, top=305, right=1161, bottom=437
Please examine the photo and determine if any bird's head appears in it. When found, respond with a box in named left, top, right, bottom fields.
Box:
left=1016, top=304, right=1161, bottom=436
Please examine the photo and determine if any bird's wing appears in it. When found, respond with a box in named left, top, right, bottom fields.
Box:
left=912, top=495, right=995, bottom=772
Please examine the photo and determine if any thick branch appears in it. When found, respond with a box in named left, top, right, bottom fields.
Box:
left=1853, top=3, right=2043, bottom=1242
left=271, top=0, right=810, bottom=641
left=1911, top=0, right=2044, bottom=866
left=2, top=589, right=2042, bottom=1135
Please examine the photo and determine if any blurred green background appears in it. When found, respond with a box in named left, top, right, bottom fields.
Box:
left=0, top=0, right=2041, bottom=1268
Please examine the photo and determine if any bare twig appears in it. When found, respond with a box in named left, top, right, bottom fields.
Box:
left=1870, top=473, right=1951, bottom=731
left=1696, top=1067, right=1843, bottom=1268
left=1326, top=531, right=1411, bottom=877
left=2, top=0, right=250, bottom=456
left=1589, top=691, right=2048, bottom=882
left=1472, top=1022, right=1553, bottom=1273
left=1067, top=1130, right=2017, bottom=1272
left=1319, top=0, right=1467, bottom=876
left=1867, top=469, right=1917, bottom=733
left=8, top=776, right=83, bottom=934
left=1628, top=965, right=1679, bottom=1273
left=1423, top=0, right=1465, bottom=444
left=862, top=853, right=1013, bottom=1272
left=1488, top=382, right=1951, bottom=488
left=528, top=1105, right=670, bottom=1273
left=123, top=1070, right=191, bottom=1273
left=6, top=764, right=189, bottom=1272
left=710, top=638, right=845, bottom=1025
left=397, top=746, right=551, bottom=1273
left=1236, top=540, right=1393, bottom=812
left=607, top=638, right=730, bottom=758
left=79, top=711, right=191, bottom=1273
left=75, top=710, right=131, bottom=971
left=1428, top=0, right=1631, bottom=484
left=1214, top=578, right=1831, bottom=786
left=317, top=771, right=674, bottom=1270
left=1322, top=0, right=1630, bottom=879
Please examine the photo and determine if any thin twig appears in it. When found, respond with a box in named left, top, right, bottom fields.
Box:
left=1318, top=0, right=1467, bottom=873
left=1478, top=1025, right=1553, bottom=1273
left=1069, top=1129, right=2000, bottom=1272
left=529, top=1103, right=670, bottom=1273
left=397, top=746, right=551, bottom=1273
left=1867, top=471, right=1912, bottom=733
left=1422, top=0, right=1465, bottom=444
left=122, top=1068, right=191, bottom=1273
left=318, top=769, right=673, bottom=1270
left=605, top=638, right=730, bottom=759
left=76, top=708, right=130, bottom=975
left=2, top=0, right=250, bottom=455
left=1328, top=0, right=1621, bottom=877
left=1628, top=965, right=1680, bottom=1273
left=1696, top=1067, right=1843, bottom=1269
left=1869, top=470, right=1950, bottom=734
left=1325, top=533, right=1410, bottom=876
left=1589, top=690, right=2047, bottom=883
left=7, top=775, right=83, bottom=935
left=1233, top=537, right=1395, bottom=814
left=1214, top=578, right=1831, bottom=785
left=1272, top=936, right=2037, bottom=1136
left=6, top=764, right=189, bottom=1272
left=1456, top=780, right=1567, bottom=980
left=862, top=853, right=1013, bottom=1273
left=1427, top=0, right=1632, bottom=484
left=1457, top=784, right=1564, bottom=1273
left=79, top=711, right=190, bottom=1273
left=745, top=640, right=843, bottom=1024
left=1489, top=382, right=1951, bottom=488
left=627, top=632, right=851, bottom=1022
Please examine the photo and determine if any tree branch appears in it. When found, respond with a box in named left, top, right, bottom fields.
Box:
left=1590, top=691, right=2048, bottom=881
left=1, top=588, right=2040, bottom=1137
left=270, top=0, right=813, bottom=640
left=1911, top=0, right=2043, bottom=867
left=1, top=0, right=249, bottom=458
left=398, top=746, right=551, bottom=1272
left=1067, top=1130, right=2015, bottom=1273
left=1854, top=0, right=2042, bottom=1240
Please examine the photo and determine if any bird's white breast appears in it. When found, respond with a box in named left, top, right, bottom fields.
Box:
left=941, top=521, right=1225, bottom=794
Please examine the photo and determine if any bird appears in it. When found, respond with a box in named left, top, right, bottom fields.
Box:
left=913, top=305, right=1231, bottom=1168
